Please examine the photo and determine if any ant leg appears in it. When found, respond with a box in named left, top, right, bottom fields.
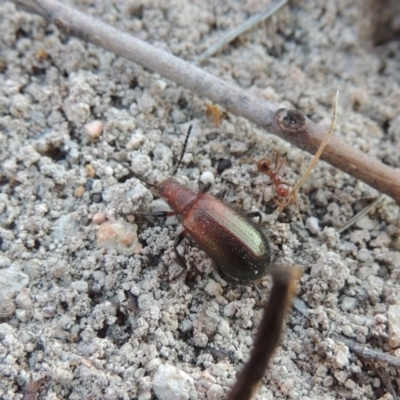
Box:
left=246, top=211, right=262, bottom=225
left=273, top=150, right=286, bottom=174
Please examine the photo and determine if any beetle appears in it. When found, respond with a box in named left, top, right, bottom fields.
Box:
left=143, top=125, right=272, bottom=284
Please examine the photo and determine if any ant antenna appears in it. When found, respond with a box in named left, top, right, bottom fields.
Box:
left=171, top=125, right=193, bottom=177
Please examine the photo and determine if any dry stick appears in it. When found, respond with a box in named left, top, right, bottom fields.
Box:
left=196, top=0, right=288, bottom=64
left=333, top=334, right=400, bottom=369
left=14, top=0, right=400, bottom=205
left=225, top=266, right=301, bottom=400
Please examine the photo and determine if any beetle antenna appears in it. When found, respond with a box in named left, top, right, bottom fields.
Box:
left=171, top=125, right=193, bottom=177
left=107, top=157, right=157, bottom=188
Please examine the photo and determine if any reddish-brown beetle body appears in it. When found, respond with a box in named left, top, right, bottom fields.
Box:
left=157, top=177, right=272, bottom=283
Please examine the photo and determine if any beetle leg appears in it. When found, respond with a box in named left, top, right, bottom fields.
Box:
left=201, top=182, right=227, bottom=200
left=200, top=182, right=212, bottom=193
left=146, top=210, right=178, bottom=218
left=246, top=211, right=262, bottom=225
left=215, top=188, right=228, bottom=200
left=169, top=231, right=188, bottom=281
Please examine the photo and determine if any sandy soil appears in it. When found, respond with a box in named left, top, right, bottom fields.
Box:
left=1, top=0, right=400, bottom=399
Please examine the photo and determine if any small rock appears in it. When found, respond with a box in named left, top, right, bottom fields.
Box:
left=138, top=293, right=155, bottom=311
left=92, top=213, right=107, bottom=225
left=388, top=305, right=400, bottom=348
left=15, top=289, right=33, bottom=310
left=230, top=141, right=248, bottom=155
left=335, top=344, right=350, bottom=368
left=0, top=264, right=30, bottom=318
left=207, top=383, right=224, bottom=400
left=51, top=214, right=80, bottom=241
left=15, top=308, right=28, bottom=322
left=200, top=171, right=215, bottom=186
left=0, top=255, right=11, bottom=269
left=204, top=279, right=222, bottom=297
left=97, top=220, right=142, bottom=255
left=305, top=217, right=320, bottom=235
left=74, top=186, right=85, bottom=198
left=127, top=131, right=146, bottom=150
left=0, top=323, right=15, bottom=339
left=355, top=216, right=375, bottom=231
left=340, top=296, right=356, bottom=312
left=217, top=319, right=230, bottom=337
left=152, top=364, right=194, bottom=400
left=84, top=120, right=104, bottom=138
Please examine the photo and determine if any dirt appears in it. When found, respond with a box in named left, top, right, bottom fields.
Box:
left=1, top=0, right=400, bottom=399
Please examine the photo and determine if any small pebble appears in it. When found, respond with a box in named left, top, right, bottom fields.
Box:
left=204, top=279, right=222, bottom=297
left=340, top=296, right=356, bottom=312
left=200, top=171, right=215, bottom=186
left=0, top=264, right=30, bottom=318
left=74, top=186, right=85, bottom=198
left=388, top=305, right=400, bottom=348
left=97, top=221, right=142, bottom=255
left=152, top=364, right=194, bottom=400
left=305, top=216, right=320, bottom=235
left=84, top=120, right=104, bottom=138
left=0, top=255, right=12, bottom=269
left=336, top=349, right=350, bottom=368
left=92, top=213, right=107, bottom=225
left=207, top=384, right=224, bottom=400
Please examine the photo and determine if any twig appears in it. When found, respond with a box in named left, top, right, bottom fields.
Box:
left=196, top=0, right=288, bottom=64
left=336, top=194, right=385, bottom=234
left=333, top=334, right=400, bottom=369
left=13, top=0, right=400, bottom=205
left=225, top=266, right=301, bottom=400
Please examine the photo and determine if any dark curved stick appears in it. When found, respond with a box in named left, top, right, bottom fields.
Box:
left=225, top=266, right=301, bottom=400
left=13, top=0, right=400, bottom=204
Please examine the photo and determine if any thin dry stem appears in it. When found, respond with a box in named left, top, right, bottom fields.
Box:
left=336, top=194, right=384, bottom=234
left=282, top=91, right=339, bottom=211
left=196, top=0, right=288, bottom=63
left=13, top=0, right=400, bottom=205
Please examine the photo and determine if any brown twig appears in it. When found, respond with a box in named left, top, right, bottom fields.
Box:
left=13, top=0, right=400, bottom=205
left=225, top=266, right=301, bottom=400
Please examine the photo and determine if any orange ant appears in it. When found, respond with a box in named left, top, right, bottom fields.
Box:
left=256, top=151, right=292, bottom=207
left=257, top=91, right=339, bottom=213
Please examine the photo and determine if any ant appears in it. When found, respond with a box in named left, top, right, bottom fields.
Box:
left=256, top=150, right=292, bottom=207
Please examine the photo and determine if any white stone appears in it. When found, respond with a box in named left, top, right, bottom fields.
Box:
left=388, top=305, right=400, bottom=348
left=204, top=279, right=222, bottom=296
left=206, top=384, right=224, bottom=400
left=15, top=288, right=33, bottom=310
left=138, top=293, right=155, bottom=311
left=200, top=171, right=215, bottom=186
left=0, top=264, right=30, bottom=318
left=340, top=296, right=356, bottom=312
left=152, top=364, right=194, bottom=400
left=305, top=216, right=320, bottom=235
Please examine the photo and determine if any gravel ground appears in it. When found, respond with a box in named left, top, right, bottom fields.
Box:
left=1, top=0, right=400, bottom=399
